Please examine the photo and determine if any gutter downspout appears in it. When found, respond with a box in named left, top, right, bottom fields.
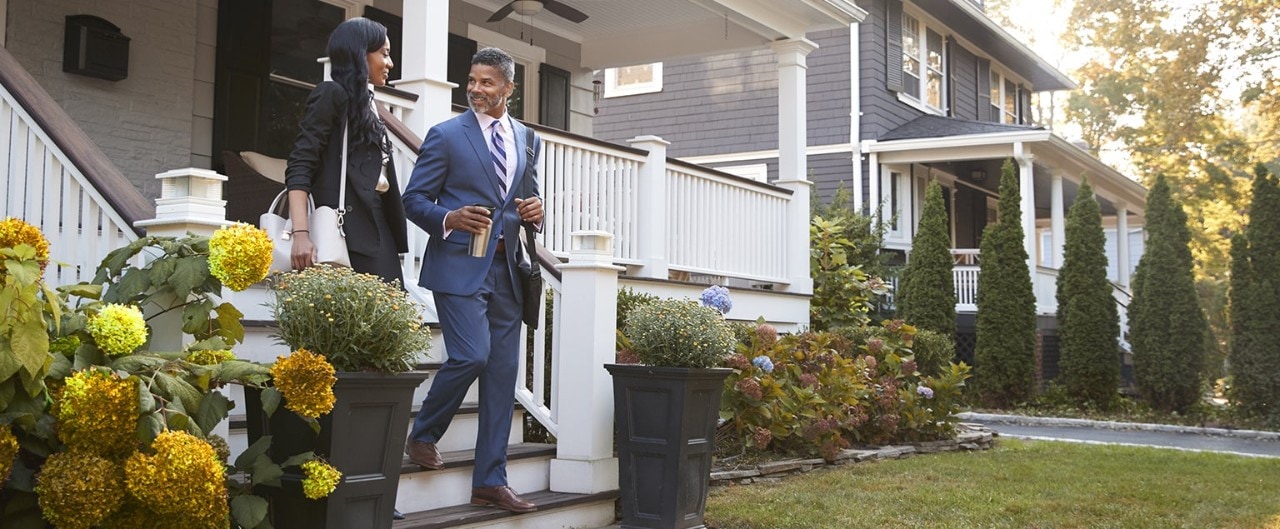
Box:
left=850, top=22, right=863, bottom=214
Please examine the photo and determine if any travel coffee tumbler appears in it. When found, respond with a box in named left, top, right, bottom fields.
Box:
left=468, top=205, right=495, bottom=257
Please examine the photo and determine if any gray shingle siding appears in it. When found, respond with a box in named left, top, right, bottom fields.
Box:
left=950, top=42, right=980, bottom=121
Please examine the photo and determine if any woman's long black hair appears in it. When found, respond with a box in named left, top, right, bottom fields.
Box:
left=327, top=17, right=390, bottom=156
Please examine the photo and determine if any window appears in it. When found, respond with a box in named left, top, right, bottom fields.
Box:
left=987, top=68, right=1027, bottom=124
left=603, top=63, right=663, bottom=97
left=900, top=13, right=946, bottom=111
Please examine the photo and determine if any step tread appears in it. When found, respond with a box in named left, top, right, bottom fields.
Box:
left=228, top=400, right=523, bottom=430
left=401, top=442, right=556, bottom=474
left=392, top=489, right=619, bottom=529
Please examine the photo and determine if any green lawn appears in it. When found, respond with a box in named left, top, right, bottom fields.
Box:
left=706, top=439, right=1280, bottom=529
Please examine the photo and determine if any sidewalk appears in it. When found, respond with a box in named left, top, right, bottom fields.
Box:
left=958, top=412, right=1280, bottom=458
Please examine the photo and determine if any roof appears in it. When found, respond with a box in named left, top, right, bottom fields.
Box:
left=912, top=0, right=1076, bottom=91
left=879, top=114, right=1043, bottom=141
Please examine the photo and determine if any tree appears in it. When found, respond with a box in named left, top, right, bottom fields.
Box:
left=973, top=160, right=1038, bottom=407
left=1229, top=164, right=1280, bottom=420
left=898, top=180, right=956, bottom=338
left=1129, top=175, right=1207, bottom=413
left=1055, top=180, right=1120, bottom=409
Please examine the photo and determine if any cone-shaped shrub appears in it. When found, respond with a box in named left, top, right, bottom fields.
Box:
left=1130, top=175, right=1206, bottom=413
left=899, top=180, right=956, bottom=338
left=1229, top=164, right=1280, bottom=420
left=1055, top=180, right=1120, bottom=409
left=973, top=160, right=1037, bottom=407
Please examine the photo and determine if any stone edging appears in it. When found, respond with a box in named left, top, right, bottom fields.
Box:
left=710, top=428, right=996, bottom=486
left=957, top=412, right=1280, bottom=442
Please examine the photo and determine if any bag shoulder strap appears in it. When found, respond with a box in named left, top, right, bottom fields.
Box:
left=338, top=120, right=349, bottom=211
left=521, top=127, right=539, bottom=260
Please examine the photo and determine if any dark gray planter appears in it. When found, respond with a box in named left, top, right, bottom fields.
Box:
left=605, top=364, right=732, bottom=529
left=246, top=370, right=429, bottom=529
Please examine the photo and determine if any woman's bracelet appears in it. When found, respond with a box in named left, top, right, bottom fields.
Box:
left=291, top=229, right=309, bottom=234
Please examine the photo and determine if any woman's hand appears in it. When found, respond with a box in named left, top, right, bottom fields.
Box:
left=291, top=231, right=317, bottom=270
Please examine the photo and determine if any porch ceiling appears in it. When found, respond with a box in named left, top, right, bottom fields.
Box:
left=461, top=0, right=866, bottom=69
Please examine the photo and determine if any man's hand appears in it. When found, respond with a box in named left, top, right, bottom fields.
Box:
left=514, top=197, right=543, bottom=225
left=445, top=205, right=494, bottom=234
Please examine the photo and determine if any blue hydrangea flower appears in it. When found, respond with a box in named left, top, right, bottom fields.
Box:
left=751, top=355, right=774, bottom=373
left=700, top=285, right=733, bottom=315
left=917, top=386, right=934, bottom=399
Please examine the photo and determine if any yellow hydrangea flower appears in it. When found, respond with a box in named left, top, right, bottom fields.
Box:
left=0, top=216, right=50, bottom=272
left=269, top=349, right=337, bottom=420
left=0, top=426, right=18, bottom=485
left=36, top=451, right=125, bottom=529
left=87, top=304, right=148, bottom=357
left=123, top=430, right=228, bottom=528
left=187, top=348, right=236, bottom=366
left=208, top=222, right=273, bottom=291
left=56, top=370, right=139, bottom=458
left=301, top=459, right=343, bottom=499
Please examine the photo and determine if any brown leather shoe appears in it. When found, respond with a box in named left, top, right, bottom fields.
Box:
left=470, top=486, right=536, bottom=513
left=405, top=440, right=443, bottom=470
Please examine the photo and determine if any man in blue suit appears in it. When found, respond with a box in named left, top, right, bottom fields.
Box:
left=401, top=47, right=542, bottom=514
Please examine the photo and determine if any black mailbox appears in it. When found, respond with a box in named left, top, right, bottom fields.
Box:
left=63, top=15, right=130, bottom=81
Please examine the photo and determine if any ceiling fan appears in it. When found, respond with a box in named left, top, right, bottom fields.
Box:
left=487, top=0, right=589, bottom=24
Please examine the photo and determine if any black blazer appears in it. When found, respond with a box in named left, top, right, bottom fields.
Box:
left=284, top=81, right=408, bottom=257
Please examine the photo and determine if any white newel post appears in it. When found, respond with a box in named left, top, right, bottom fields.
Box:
left=1116, top=201, right=1130, bottom=288
left=771, top=38, right=818, bottom=297
left=1050, top=173, right=1065, bottom=268
left=549, top=231, right=623, bottom=494
left=395, top=0, right=455, bottom=135
left=628, top=135, right=670, bottom=280
left=133, top=167, right=231, bottom=440
left=1014, top=145, right=1036, bottom=271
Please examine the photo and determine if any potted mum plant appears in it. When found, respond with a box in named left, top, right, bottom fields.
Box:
left=605, top=286, right=736, bottom=529
left=252, top=265, right=432, bottom=529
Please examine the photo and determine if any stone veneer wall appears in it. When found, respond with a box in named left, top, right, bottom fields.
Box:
left=5, top=0, right=201, bottom=200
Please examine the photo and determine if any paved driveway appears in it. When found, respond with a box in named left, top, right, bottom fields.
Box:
left=957, top=412, right=1280, bottom=458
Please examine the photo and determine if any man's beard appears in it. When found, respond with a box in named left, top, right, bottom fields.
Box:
left=469, top=92, right=504, bottom=114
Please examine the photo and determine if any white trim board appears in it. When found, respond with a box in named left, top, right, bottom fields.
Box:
left=680, top=143, right=854, bottom=165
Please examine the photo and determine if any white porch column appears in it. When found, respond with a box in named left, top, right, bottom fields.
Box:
left=394, top=1, right=455, bottom=135
left=550, top=232, right=623, bottom=494
left=1116, top=201, right=1130, bottom=287
left=771, top=38, right=818, bottom=295
left=1050, top=173, right=1065, bottom=268
left=628, top=135, right=670, bottom=279
left=1014, top=144, right=1036, bottom=270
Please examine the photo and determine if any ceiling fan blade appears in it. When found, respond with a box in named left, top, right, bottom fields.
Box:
left=487, top=1, right=516, bottom=22
left=542, top=0, right=589, bottom=23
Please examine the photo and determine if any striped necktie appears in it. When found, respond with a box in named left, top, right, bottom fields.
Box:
left=490, top=121, right=508, bottom=197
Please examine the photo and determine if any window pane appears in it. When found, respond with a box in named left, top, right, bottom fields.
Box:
left=271, top=0, right=345, bottom=85
left=926, top=29, right=944, bottom=109
left=261, top=81, right=311, bottom=159
left=927, top=71, right=943, bottom=108
left=990, top=71, right=1002, bottom=121
left=902, top=14, right=920, bottom=93
left=927, top=29, right=943, bottom=71
left=1004, top=79, right=1017, bottom=122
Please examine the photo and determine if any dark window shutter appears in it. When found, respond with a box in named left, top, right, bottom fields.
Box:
left=945, top=37, right=956, bottom=116
left=539, top=63, right=571, bottom=130
left=448, top=33, right=478, bottom=108
left=1019, top=86, right=1033, bottom=124
left=364, top=6, right=403, bottom=83
left=975, top=58, right=991, bottom=123
left=886, top=0, right=903, bottom=93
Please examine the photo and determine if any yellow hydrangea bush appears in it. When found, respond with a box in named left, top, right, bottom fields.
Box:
left=35, top=451, right=126, bottom=529
left=86, top=303, right=148, bottom=357
left=123, top=430, right=229, bottom=528
left=54, top=370, right=139, bottom=458
left=0, top=216, right=50, bottom=272
left=208, top=222, right=273, bottom=291
left=270, top=348, right=338, bottom=420
left=301, top=459, right=343, bottom=499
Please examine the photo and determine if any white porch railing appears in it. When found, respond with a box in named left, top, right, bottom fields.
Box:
left=1034, top=266, right=1059, bottom=315
left=1, top=70, right=138, bottom=285
left=954, top=266, right=980, bottom=312
left=666, top=163, right=790, bottom=283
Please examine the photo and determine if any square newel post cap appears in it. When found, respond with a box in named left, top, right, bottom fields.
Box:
left=134, top=168, right=230, bottom=233
left=564, top=231, right=624, bottom=270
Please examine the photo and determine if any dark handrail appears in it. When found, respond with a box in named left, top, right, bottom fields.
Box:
left=379, top=107, right=563, bottom=283
left=0, top=47, right=153, bottom=233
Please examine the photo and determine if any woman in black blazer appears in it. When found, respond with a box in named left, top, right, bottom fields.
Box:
left=284, top=17, right=408, bottom=286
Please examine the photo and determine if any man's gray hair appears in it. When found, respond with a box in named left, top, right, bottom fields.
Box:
left=472, top=47, right=516, bottom=85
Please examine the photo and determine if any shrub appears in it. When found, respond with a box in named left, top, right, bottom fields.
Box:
left=624, top=298, right=735, bottom=368
left=973, top=160, right=1038, bottom=407
left=911, top=329, right=956, bottom=378
left=270, top=265, right=431, bottom=372
left=898, top=180, right=956, bottom=337
left=1131, top=175, right=1207, bottom=413
left=810, top=216, right=889, bottom=331
left=1056, top=180, right=1121, bottom=409
left=1229, top=164, right=1280, bottom=420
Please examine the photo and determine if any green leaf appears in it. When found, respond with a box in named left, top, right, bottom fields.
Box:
left=137, top=412, right=164, bottom=444
left=138, top=380, right=156, bottom=415
left=195, top=392, right=231, bottom=435
left=8, top=316, right=49, bottom=378
left=230, top=495, right=270, bottom=528
left=213, top=360, right=271, bottom=386
left=148, top=255, right=177, bottom=286
left=0, top=379, right=16, bottom=411
left=58, top=282, right=103, bottom=300
left=3, top=257, right=40, bottom=286
left=260, top=387, right=281, bottom=418
left=182, top=298, right=214, bottom=335
left=167, top=408, right=194, bottom=435
left=72, top=343, right=106, bottom=371
left=0, top=337, right=21, bottom=381
left=154, top=372, right=203, bottom=414
left=215, top=302, right=246, bottom=344
left=95, top=238, right=150, bottom=281
left=235, top=435, right=273, bottom=470
left=280, top=451, right=316, bottom=468
left=251, top=454, right=284, bottom=485
left=188, top=336, right=231, bottom=351
left=170, top=255, right=210, bottom=300
left=110, top=354, right=167, bottom=373
left=109, top=267, right=150, bottom=303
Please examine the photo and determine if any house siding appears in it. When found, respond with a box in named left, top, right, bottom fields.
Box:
left=6, top=0, right=200, bottom=200
left=949, top=40, right=979, bottom=121
left=594, top=28, right=852, bottom=160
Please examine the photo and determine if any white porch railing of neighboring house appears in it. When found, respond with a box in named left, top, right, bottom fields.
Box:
left=952, top=249, right=981, bottom=312
left=1, top=47, right=147, bottom=285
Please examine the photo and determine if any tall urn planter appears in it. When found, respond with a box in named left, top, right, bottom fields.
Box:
left=247, top=370, right=428, bottom=529
left=605, top=364, right=732, bottom=529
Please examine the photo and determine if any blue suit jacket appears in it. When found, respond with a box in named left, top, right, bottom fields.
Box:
left=402, top=110, right=541, bottom=299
